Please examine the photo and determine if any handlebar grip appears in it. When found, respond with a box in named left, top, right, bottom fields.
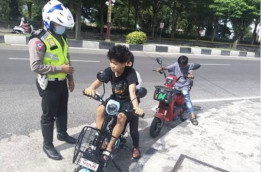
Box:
left=130, top=109, right=145, bottom=118
left=93, top=94, right=101, bottom=101
left=153, top=69, right=163, bottom=74
left=134, top=112, right=145, bottom=118
left=83, top=90, right=101, bottom=102
left=82, top=90, right=87, bottom=95
left=83, top=92, right=92, bottom=98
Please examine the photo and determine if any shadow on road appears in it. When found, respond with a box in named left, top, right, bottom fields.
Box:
left=106, top=105, right=202, bottom=172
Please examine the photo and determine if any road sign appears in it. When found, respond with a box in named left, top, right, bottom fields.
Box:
left=160, top=23, right=164, bottom=29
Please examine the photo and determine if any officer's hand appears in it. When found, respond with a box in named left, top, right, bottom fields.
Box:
left=84, top=88, right=96, bottom=97
left=134, top=107, right=144, bottom=116
left=62, top=64, right=74, bottom=75
left=68, top=80, right=75, bottom=92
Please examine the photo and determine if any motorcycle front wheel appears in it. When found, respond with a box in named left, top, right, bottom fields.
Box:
left=149, top=117, right=162, bottom=138
left=97, top=159, right=110, bottom=172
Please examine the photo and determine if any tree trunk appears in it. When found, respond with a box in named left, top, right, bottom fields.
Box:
left=99, top=0, right=105, bottom=34
left=151, top=15, right=156, bottom=39
left=170, top=0, right=178, bottom=40
left=251, top=19, right=259, bottom=45
left=75, top=2, right=82, bottom=40
left=127, top=0, right=130, bottom=30
left=221, top=19, right=227, bottom=38
left=134, top=1, right=139, bottom=28
left=211, top=16, right=218, bottom=42
left=197, top=25, right=201, bottom=40
left=100, top=13, right=104, bottom=34
left=26, top=2, right=32, bottom=19
left=232, top=38, right=239, bottom=49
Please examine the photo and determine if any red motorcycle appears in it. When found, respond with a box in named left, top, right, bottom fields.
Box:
left=149, top=58, right=200, bottom=138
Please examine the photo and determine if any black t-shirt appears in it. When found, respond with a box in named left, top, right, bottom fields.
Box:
left=104, top=66, right=138, bottom=102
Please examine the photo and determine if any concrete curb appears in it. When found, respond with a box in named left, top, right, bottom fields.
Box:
left=1, top=35, right=260, bottom=58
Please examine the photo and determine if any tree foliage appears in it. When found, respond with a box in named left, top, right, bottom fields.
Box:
left=0, top=0, right=11, bottom=21
left=210, top=0, right=260, bottom=47
left=0, top=0, right=259, bottom=45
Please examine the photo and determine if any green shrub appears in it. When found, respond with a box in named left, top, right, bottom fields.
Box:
left=126, top=31, right=147, bottom=44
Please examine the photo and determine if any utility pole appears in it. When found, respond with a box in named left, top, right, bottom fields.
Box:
left=105, top=0, right=113, bottom=42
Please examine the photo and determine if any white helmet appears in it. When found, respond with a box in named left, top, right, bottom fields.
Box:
left=42, top=0, right=74, bottom=30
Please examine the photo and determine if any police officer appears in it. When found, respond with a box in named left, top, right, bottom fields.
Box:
left=28, top=0, right=77, bottom=160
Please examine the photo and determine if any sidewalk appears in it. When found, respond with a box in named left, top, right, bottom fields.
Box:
left=0, top=32, right=260, bottom=58
left=0, top=99, right=260, bottom=172
left=137, top=99, right=261, bottom=172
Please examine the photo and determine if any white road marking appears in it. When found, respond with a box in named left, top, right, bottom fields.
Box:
left=192, top=96, right=260, bottom=103
left=8, top=58, right=29, bottom=60
left=151, top=96, right=260, bottom=110
left=8, top=58, right=226, bottom=65
left=8, top=58, right=100, bottom=63
left=71, top=60, right=100, bottom=63
left=201, top=64, right=230, bottom=66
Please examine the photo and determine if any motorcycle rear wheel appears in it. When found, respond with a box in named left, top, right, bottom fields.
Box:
left=150, top=117, right=162, bottom=138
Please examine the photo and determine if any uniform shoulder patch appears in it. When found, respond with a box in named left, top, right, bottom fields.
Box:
left=35, top=41, right=44, bottom=51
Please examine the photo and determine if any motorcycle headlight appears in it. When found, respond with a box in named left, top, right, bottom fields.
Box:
left=106, top=100, right=120, bottom=116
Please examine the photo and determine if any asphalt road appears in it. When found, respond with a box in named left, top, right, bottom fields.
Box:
left=0, top=45, right=260, bottom=171
left=0, top=45, right=259, bottom=137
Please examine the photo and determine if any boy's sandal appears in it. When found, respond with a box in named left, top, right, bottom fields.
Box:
left=102, top=150, right=111, bottom=161
left=190, top=118, right=198, bottom=126
left=132, top=147, right=141, bottom=159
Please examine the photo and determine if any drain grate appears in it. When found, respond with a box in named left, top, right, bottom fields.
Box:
left=172, top=154, right=230, bottom=172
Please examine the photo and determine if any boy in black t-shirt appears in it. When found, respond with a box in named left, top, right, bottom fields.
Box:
left=126, top=52, right=142, bottom=159
left=84, top=45, right=144, bottom=160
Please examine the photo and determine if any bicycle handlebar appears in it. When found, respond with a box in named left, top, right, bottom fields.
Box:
left=83, top=91, right=145, bottom=118
left=83, top=91, right=103, bottom=102
left=152, top=69, right=163, bottom=74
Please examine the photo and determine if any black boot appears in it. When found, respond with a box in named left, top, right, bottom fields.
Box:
left=57, top=132, right=77, bottom=144
left=56, top=115, right=77, bottom=144
left=41, top=123, right=62, bottom=160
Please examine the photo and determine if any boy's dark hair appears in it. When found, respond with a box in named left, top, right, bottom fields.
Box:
left=107, top=45, right=131, bottom=63
left=177, top=55, right=188, bottom=65
left=127, top=52, right=134, bottom=67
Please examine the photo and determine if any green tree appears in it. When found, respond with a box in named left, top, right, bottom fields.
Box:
left=82, top=0, right=106, bottom=34
left=149, top=0, right=165, bottom=38
left=10, top=0, right=21, bottom=20
left=113, top=0, right=135, bottom=30
left=31, top=0, right=45, bottom=20
left=210, top=0, right=260, bottom=49
left=64, top=0, right=82, bottom=39
left=0, top=0, right=11, bottom=21
left=168, top=0, right=179, bottom=40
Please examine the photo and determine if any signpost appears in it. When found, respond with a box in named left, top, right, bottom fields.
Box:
left=160, top=22, right=164, bottom=42
left=160, top=23, right=164, bottom=29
